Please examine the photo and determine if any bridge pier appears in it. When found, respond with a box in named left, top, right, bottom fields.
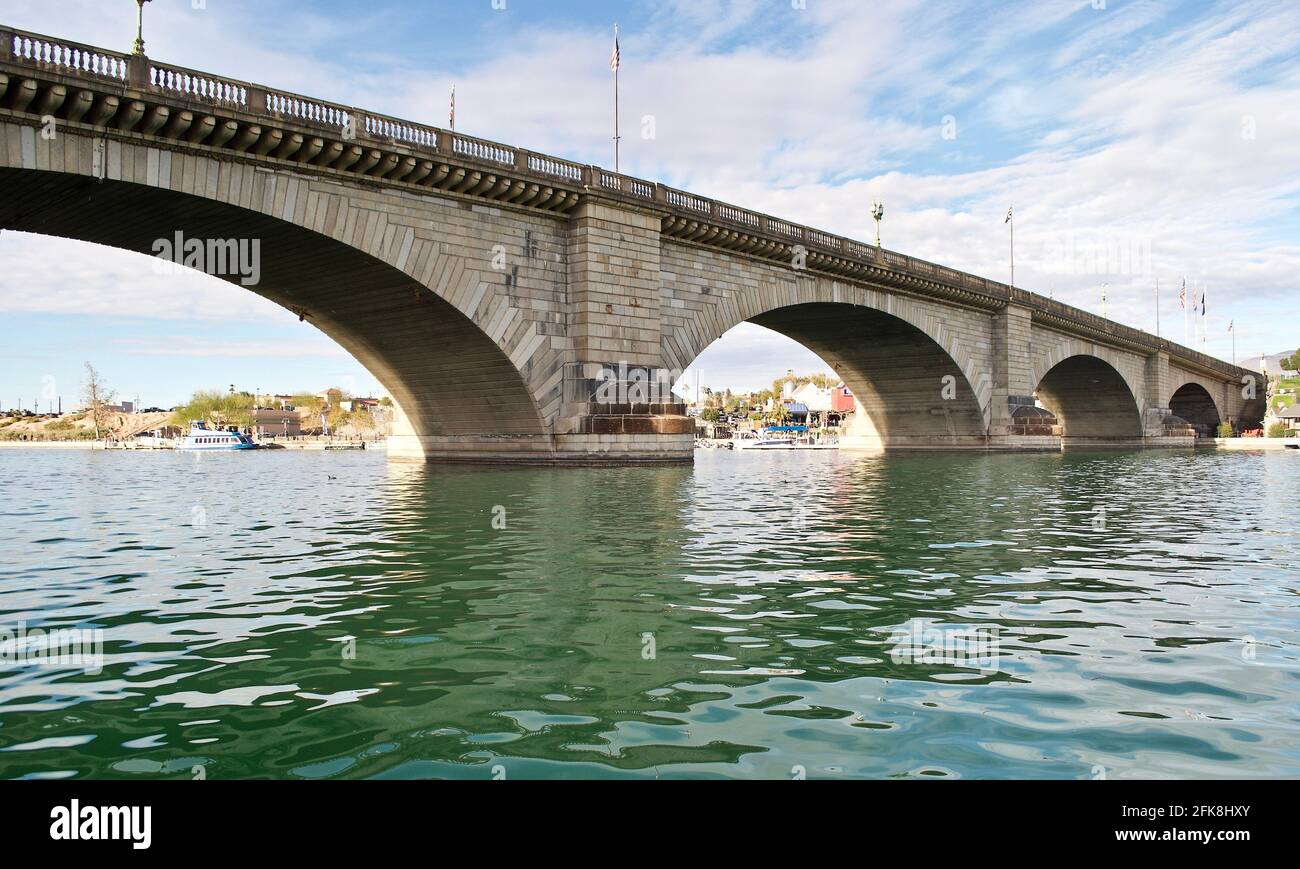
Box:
left=987, top=304, right=1041, bottom=450
left=386, top=199, right=694, bottom=463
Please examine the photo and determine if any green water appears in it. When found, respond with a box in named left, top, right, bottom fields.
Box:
left=0, top=448, right=1296, bottom=779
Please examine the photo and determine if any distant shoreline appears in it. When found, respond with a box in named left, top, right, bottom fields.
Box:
left=0, top=440, right=387, bottom=451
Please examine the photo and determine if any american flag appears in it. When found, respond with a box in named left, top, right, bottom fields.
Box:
left=1005, top=206, right=1013, bottom=224
left=449, top=84, right=455, bottom=131
left=610, top=25, right=620, bottom=72
left=1179, top=278, right=1186, bottom=309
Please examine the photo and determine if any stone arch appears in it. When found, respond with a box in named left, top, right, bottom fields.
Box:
left=1169, top=382, right=1221, bottom=437
left=1031, top=335, right=1145, bottom=411
left=661, top=261, right=994, bottom=447
left=0, top=129, right=557, bottom=458
left=1167, top=369, right=1226, bottom=420
left=1034, top=354, right=1142, bottom=443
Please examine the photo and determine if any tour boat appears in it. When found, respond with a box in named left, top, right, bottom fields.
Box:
left=175, top=421, right=259, bottom=451
left=734, top=436, right=797, bottom=449
left=732, top=425, right=839, bottom=450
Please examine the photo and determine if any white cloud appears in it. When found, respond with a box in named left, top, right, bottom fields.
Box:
left=0, top=233, right=271, bottom=321
left=111, top=337, right=349, bottom=359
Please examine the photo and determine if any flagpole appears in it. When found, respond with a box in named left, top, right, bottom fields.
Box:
left=1196, top=282, right=1206, bottom=348
left=1195, top=281, right=1201, bottom=348
left=613, top=24, right=620, bottom=173
left=1183, top=276, right=1188, bottom=346
left=1155, top=277, right=1160, bottom=338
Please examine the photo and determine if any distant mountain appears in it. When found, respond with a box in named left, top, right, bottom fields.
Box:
left=1238, top=351, right=1297, bottom=376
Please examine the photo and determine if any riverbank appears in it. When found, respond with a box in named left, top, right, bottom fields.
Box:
left=1212, top=437, right=1300, bottom=450
left=0, top=438, right=387, bottom=451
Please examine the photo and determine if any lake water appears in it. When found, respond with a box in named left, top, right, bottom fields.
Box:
left=0, top=447, right=1296, bottom=779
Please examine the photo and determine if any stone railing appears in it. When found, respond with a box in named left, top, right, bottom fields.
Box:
left=6, top=30, right=128, bottom=82
left=0, top=24, right=1255, bottom=383
left=150, top=62, right=248, bottom=108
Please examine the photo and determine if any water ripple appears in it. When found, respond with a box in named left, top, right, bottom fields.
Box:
left=0, top=448, right=1297, bottom=778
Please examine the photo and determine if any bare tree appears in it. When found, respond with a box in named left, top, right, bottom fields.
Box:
left=82, top=362, right=116, bottom=443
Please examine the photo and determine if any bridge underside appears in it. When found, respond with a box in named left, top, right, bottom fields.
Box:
left=749, top=303, right=988, bottom=450
left=0, top=167, right=557, bottom=457
left=1170, top=383, right=1220, bottom=438
left=1034, top=355, right=1145, bottom=448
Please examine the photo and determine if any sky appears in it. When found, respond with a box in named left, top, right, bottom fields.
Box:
left=1, top=0, right=1298, bottom=409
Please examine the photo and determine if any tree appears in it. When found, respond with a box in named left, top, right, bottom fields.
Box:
left=171, top=389, right=255, bottom=429
left=82, top=362, right=116, bottom=442
left=700, top=407, right=721, bottom=423
left=288, top=393, right=326, bottom=416
left=1281, top=349, right=1300, bottom=372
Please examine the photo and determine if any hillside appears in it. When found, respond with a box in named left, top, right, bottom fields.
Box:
left=0, top=410, right=172, bottom=441
left=1240, top=351, right=1299, bottom=376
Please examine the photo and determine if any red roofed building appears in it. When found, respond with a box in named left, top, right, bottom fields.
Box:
left=831, top=383, right=855, bottom=414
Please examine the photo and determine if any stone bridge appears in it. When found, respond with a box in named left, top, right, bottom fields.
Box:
left=0, top=27, right=1265, bottom=462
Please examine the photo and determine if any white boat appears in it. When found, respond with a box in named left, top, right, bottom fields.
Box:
left=175, top=421, right=258, bottom=451
left=732, top=428, right=840, bottom=450
left=734, top=437, right=797, bottom=449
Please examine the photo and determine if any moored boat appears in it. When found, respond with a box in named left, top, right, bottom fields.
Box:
left=175, top=421, right=259, bottom=451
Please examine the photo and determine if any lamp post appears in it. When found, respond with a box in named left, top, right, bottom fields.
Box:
left=871, top=200, right=884, bottom=248
left=132, top=0, right=152, bottom=56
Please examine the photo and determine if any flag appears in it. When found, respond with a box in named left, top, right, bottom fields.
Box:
left=1179, top=279, right=1186, bottom=309
left=1201, top=291, right=1206, bottom=315
left=1228, top=320, right=1234, bottom=332
left=610, top=25, right=620, bottom=72
left=1005, top=206, right=1013, bottom=224
left=449, top=84, right=455, bottom=131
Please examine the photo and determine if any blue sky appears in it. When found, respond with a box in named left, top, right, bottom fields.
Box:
left=1, top=0, right=1298, bottom=409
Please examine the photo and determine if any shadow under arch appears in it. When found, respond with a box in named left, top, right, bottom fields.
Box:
left=1034, top=354, right=1141, bottom=444
left=1169, top=382, right=1220, bottom=437
left=743, top=302, right=989, bottom=448
left=0, top=167, right=547, bottom=446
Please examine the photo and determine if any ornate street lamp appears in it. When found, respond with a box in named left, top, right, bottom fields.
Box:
left=871, top=200, right=885, bottom=248
left=132, top=0, right=153, bottom=56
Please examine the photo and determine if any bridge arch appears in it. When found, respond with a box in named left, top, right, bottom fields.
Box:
left=1034, top=354, right=1142, bottom=443
left=0, top=131, right=553, bottom=457
left=661, top=264, right=993, bottom=447
left=1169, top=382, right=1221, bottom=436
